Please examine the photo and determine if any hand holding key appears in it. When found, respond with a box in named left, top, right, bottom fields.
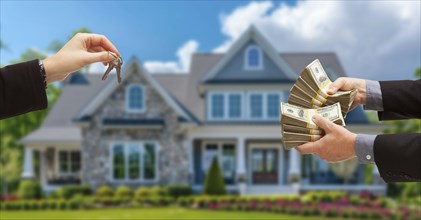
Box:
left=43, top=33, right=120, bottom=84
left=102, top=52, right=123, bottom=83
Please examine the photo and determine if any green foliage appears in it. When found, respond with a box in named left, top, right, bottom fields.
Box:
left=95, top=185, right=113, bottom=198
left=203, top=157, right=226, bottom=195
left=60, top=185, right=91, bottom=199
left=115, top=185, right=133, bottom=203
left=165, top=185, right=192, bottom=198
left=18, top=180, right=42, bottom=200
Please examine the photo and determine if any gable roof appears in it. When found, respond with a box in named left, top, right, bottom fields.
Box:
left=75, top=58, right=194, bottom=122
left=202, top=25, right=297, bottom=83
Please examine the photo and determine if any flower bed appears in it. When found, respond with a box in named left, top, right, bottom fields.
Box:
left=1, top=190, right=420, bottom=220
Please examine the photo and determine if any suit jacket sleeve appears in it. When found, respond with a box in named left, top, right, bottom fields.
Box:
left=378, top=80, right=421, bottom=120
left=374, top=133, right=421, bottom=182
left=0, top=60, right=48, bottom=120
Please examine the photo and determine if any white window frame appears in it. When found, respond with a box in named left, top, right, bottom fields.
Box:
left=266, top=92, right=281, bottom=120
left=207, top=91, right=245, bottom=121
left=247, top=91, right=285, bottom=121
left=244, top=45, right=263, bottom=70
left=56, top=150, right=81, bottom=176
left=109, top=141, right=159, bottom=183
left=125, top=84, right=146, bottom=113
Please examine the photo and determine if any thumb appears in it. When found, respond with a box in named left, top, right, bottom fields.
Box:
left=328, top=77, right=346, bottom=95
left=84, top=51, right=115, bottom=65
left=312, top=114, right=334, bottom=133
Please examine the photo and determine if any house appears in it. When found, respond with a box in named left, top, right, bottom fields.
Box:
left=20, top=26, right=386, bottom=195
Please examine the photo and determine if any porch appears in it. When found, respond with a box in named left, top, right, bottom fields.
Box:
left=21, top=145, right=82, bottom=193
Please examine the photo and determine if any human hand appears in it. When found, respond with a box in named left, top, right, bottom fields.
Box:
left=327, top=77, right=366, bottom=110
left=43, top=33, right=120, bottom=84
left=295, top=114, right=357, bottom=163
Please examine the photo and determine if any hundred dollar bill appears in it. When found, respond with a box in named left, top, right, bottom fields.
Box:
left=281, top=124, right=325, bottom=135
left=282, top=131, right=322, bottom=142
left=283, top=141, right=309, bottom=150
left=280, top=102, right=345, bottom=129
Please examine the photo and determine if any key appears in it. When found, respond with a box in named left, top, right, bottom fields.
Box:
left=102, top=52, right=123, bottom=83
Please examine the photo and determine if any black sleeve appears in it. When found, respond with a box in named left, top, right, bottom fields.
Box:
left=378, top=80, right=421, bottom=120
left=0, top=60, right=48, bottom=120
left=374, top=133, right=421, bottom=182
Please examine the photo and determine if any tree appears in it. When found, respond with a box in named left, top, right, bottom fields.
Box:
left=203, top=157, right=226, bottom=195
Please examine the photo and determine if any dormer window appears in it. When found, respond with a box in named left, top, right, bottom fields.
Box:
left=126, top=84, right=145, bottom=113
left=245, top=45, right=263, bottom=70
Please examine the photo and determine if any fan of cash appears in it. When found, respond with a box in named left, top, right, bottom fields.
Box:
left=288, top=59, right=357, bottom=116
left=280, top=59, right=355, bottom=150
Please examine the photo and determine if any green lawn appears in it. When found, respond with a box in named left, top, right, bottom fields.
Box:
left=0, top=207, right=343, bottom=220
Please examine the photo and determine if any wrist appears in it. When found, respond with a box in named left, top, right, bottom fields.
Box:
left=43, top=56, right=58, bottom=84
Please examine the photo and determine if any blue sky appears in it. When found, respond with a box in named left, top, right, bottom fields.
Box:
left=1, top=1, right=420, bottom=80
left=0, top=1, right=294, bottom=63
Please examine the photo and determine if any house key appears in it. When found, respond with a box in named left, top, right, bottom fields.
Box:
left=102, top=52, right=123, bottom=83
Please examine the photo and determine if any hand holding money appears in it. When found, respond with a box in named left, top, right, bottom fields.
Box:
left=295, top=114, right=357, bottom=163
left=327, top=77, right=367, bottom=111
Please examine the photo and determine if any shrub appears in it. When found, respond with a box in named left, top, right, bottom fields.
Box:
left=40, top=200, right=49, bottom=210
left=165, top=185, right=192, bottom=198
left=49, top=189, right=63, bottom=199
left=18, top=180, right=43, bottom=200
left=48, top=200, right=57, bottom=210
left=61, top=185, right=91, bottom=199
left=115, top=185, right=133, bottom=202
left=203, top=157, right=226, bottom=195
left=58, top=200, right=67, bottom=210
left=96, top=185, right=113, bottom=198
left=150, top=187, right=166, bottom=196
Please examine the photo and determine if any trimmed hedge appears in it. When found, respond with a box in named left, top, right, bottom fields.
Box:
left=203, top=157, right=226, bottom=195
left=18, top=180, right=43, bottom=200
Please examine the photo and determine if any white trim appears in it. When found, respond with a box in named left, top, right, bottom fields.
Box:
left=125, top=84, right=146, bottom=113
left=244, top=45, right=263, bottom=70
left=202, top=25, right=297, bottom=82
left=75, top=59, right=193, bottom=122
left=248, top=143, right=284, bottom=186
left=109, top=141, right=159, bottom=183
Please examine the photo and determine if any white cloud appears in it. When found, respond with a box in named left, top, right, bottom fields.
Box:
left=213, top=1, right=421, bottom=80
left=144, top=40, right=199, bottom=73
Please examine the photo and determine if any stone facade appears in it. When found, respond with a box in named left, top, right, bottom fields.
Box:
left=81, top=67, right=189, bottom=190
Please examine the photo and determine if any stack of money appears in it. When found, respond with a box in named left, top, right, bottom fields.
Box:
left=288, top=59, right=357, bottom=116
left=280, top=102, right=345, bottom=150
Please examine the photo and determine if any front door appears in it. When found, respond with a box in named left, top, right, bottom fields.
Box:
left=251, top=148, right=278, bottom=184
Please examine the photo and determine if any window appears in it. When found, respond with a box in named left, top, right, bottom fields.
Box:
left=59, top=150, right=81, bottom=174
left=211, top=94, right=224, bottom=119
left=267, top=93, right=280, bottom=118
left=245, top=45, right=263, bottom=70
left=111, top=142, right=157, bottom=181
left=228, top=94, right=242, bottom=118
left=126, top=84, right=145, bottom=112
left=250, top=94, right=263, bottom=118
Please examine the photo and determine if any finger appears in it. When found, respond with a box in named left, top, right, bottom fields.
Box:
left=85, top=34, right=120, bottom=56
left=312, top=114, right=334, bottom=133
left=295, top=142, right=318, bottom=155
left=327, top=77, right=346, bottom=95
left=85, top=51, right=115, bottom=65
left=87, top=46, right=106, bottom=53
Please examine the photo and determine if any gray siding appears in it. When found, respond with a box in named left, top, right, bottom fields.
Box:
left=212, top=40, right=290, bottom=82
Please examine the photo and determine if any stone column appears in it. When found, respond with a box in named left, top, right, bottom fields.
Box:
left=288, top=149, right=301, bottom=182
left=21, top=147, right=35, bottom=179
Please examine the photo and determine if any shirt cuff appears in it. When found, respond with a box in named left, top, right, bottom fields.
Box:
left=363, top=80, right=383, bottom=111
left=355, top=134, right=376, bottom=164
